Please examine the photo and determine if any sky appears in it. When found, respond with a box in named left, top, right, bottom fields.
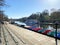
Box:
left=4, top=0, right=60, bottom=19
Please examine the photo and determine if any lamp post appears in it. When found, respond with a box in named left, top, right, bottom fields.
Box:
left=55, top=21, right=59, bottom=45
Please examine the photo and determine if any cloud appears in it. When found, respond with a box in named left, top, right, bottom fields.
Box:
left=47, top=0, right=58, bottom=6
left=42, top=0, right=59, bottom=8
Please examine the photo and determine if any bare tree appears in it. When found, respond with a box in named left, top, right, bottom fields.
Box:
left=0, top=0, right=8, bottom=21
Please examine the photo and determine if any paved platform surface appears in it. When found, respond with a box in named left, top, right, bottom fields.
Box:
left=0, top=23, right=60, bottom=45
